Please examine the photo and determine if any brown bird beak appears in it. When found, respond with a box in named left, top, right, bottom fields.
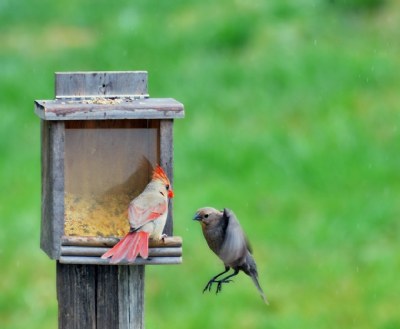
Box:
left=193, top=213, right=202, bottom=221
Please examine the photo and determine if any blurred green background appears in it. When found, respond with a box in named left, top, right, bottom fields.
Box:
left=1, top=0, right=399, bottom=328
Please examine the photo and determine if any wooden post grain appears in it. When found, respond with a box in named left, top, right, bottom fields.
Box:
left=57, top=263, right=144, bottom=329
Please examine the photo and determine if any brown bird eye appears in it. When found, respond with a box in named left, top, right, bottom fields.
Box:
left=204, top=214, right=209, bottom=218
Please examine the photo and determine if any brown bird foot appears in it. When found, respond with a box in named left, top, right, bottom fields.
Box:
left=215, top=279, right=233, bottom=294
left=203, top=267, right=232, bottom=293
left=203, top=278, right=233, bottom=294
left=203, top=280, right=215, bottom=293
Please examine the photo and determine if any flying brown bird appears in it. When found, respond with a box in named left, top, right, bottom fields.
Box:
left=193, top=207, right=268, bottom=303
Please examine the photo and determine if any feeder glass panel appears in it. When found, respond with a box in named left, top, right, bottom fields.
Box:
left=64, top=120, right=159, bottom=237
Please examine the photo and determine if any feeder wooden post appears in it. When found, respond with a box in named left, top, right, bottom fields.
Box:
left=35, top=71, right=184, bottom=329
left=57, top=263, right=144, bottom=329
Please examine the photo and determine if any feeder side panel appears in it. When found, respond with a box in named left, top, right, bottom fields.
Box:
left=41, top=120, right=65, bottom=259
left=160, top=119, right=174, bottom=236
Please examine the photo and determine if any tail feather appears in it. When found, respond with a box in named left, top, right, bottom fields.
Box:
left=250, top=273, right=269, bottom=304
left=244, top=252, right=269, bottom=304
left=101, top=231, right=150, bottom=263
left=101, top=233, right=132, bottom=260
left=139, top=232, right=149, bottom=258
left=127, top=234, right=141, bottom=261
left=110, top=234, right=136, bottom=263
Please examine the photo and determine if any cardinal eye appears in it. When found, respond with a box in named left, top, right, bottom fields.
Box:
left=166, top=184, right=170, bottom=190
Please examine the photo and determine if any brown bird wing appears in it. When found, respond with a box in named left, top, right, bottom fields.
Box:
left=219, top=208, right=249, bottom=266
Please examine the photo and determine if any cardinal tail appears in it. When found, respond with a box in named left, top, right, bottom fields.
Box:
left=101, top=231, right=150, bottom=264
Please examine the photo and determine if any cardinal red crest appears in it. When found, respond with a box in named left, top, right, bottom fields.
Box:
left=152, top=165, right=170, bottom=185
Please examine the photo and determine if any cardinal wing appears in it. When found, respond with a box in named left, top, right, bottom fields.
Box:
left=128, top=193, right=167, bottom=230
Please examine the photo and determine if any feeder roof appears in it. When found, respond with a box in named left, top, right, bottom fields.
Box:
left=34, top=97, right=184, bottom=120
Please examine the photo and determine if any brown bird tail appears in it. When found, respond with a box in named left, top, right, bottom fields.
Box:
left=245, top=253, right=269, bottom=304
left=101, top=231, right=150, bottom=264
left=250, top=272, right=269, bottom=304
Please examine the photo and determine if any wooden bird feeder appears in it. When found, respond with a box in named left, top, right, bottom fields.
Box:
left=35, top=71, right=184, bottom=328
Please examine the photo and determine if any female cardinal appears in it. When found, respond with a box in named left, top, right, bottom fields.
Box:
left=193, top=207, right=268, bottom=304
left=102, top=165, right=174, bottom=264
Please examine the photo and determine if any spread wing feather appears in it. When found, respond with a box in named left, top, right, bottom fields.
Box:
left=219, top=208, right=249, bottom=266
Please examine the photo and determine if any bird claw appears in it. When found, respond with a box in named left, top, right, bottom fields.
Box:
left=216, top=279, right=233, bottom=294
left=203, top=278, right=233, bottom=294
left=202, top=280, right=214, bottom=293
left=216, top=282, right=223, bottom=294
left=161, top=234, right=168, bottom=242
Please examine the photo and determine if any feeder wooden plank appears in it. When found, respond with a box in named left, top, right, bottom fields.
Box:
left=61, top=246, right=182, bottom=257
left=61, top=235, right=182, bottom=247
left=59, top=256, right=182, bottom=266
left=160, top=119, right=174, bottom=236
left=55, top=71, right=148, bottom=98
left=34, top=98, right=185, bottom=120
left=40, top=121, right=65, bottom=259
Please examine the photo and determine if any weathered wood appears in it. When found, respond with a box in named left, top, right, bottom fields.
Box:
left=57, top=262, right=97, bottom=329
left=59, top=235, right=183, bottom=264
left=55, top=71, right=148, bottom=98
left=61, top=246, right=182, bottom=257
left=96, top=266, right=119, bottom=329
left=160, top=119, right=174, bottom=236
left=41, top=120, right=65, bottom=259
left=57, top=263, right=142, bottom=329
left=61, top=235, right=182, bottom=247
left=119, top=266, right=145, bottom=329
left=59, top=256, right=182, bottom=266
left=34, top=98, right=184, bottom=120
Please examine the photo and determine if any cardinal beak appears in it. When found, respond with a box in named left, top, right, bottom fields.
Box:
left=168, top=189, right=174, bottom=198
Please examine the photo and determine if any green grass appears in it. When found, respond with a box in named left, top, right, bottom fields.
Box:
left=1, top=0, right=400, bottom=328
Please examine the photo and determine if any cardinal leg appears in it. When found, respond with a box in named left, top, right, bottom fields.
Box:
left=203, top=266, right=230, bottom=293
left=216, top=269, right=239, bottom=294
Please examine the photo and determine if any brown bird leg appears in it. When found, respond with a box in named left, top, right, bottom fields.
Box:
left=203, top=266, right=230, bottom=293
left=215, top=269, right=239, bottom=294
